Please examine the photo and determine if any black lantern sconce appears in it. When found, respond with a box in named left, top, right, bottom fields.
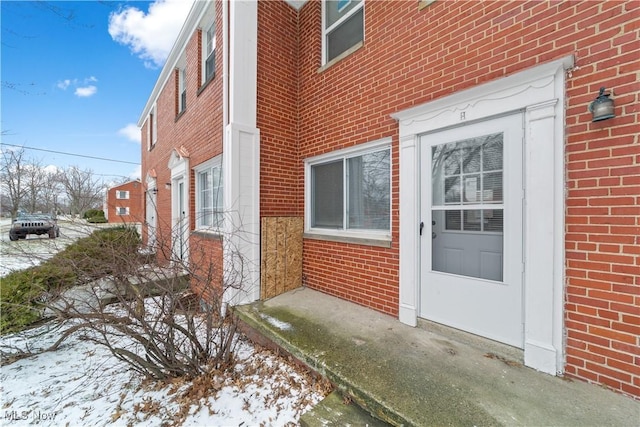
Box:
left=589, top=87, right=615, bottom=122
left=149, top=188, right=158, bottom=195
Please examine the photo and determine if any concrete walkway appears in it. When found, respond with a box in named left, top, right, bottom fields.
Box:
left=235, top=287, right=639, bottom=426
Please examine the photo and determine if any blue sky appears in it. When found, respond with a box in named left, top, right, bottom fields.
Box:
left=1, top=0, right=193, bottom=185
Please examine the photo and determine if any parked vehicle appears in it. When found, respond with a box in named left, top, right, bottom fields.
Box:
left=9, top=214, right=60, bottom=241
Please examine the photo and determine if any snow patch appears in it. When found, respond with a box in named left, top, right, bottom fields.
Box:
left=260, top=313, right=293, bottom=331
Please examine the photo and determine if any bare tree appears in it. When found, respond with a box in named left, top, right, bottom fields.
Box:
left=39, top=169, right=64, bottom=214
left=22, top=158, right=50, bottom=214
left=0, top=147, right=28, bottom=218
left=57, top=166, right=105, bottom=216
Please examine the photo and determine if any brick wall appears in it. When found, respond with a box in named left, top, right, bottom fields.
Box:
left=142, top=0, right=638, bottom=398
left=190, top=233, right=224, bottom=304
left=141, top=1, right=224, bottom=271
left=106, top=180, right=143, bottom=224
left=257, top=0, right=302, bottom=217
left=292, top=0, right=638, bottom=397
left=563, top=1, right=640, bottom=397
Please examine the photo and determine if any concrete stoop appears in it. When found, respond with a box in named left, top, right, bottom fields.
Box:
left=235, top=303, right=401, bottom=426
left=235, top=288, right=640, bottom=427
left=300, top=391, right=390, bottom=427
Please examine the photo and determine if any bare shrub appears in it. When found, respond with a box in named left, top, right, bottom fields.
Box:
left=41, top=216, right=254, bottom=380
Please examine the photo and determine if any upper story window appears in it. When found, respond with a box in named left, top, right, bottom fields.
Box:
left=147, top=104, right=157, bottom=150
left=323, top=0, right=364, bottom=64
left=178, top=67, right=187, bottom=113
left=305, top=138, right=391, bottom=243
left=203, top=21, right=216, bottom=84
left=195, top=156, right=223, bottom=231
left=116, top=190, right=130, bottom=200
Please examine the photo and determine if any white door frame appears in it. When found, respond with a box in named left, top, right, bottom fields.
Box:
left=391, top=56, right=574, bottom=375
left=168, top=149, right=190, bottom=267
left=145, top=175, right=158, bottom=252
left=420, top=114, right=525, bottom=348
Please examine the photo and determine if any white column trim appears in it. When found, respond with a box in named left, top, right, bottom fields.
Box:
left=223, top=123, right=260, bottom=306
left=399, top=134, right=419, bottom=326
left=223, top=1, right=260, bottom=306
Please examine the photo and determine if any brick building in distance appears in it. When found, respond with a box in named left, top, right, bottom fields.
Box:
left=104, top=179, right=143, bottom=225
left=139, top=1, right=639, bottom=399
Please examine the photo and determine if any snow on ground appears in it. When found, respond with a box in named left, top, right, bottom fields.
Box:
left=0, top=224, right=330, bottom=426
left=1, top=311, right=329, bottom=426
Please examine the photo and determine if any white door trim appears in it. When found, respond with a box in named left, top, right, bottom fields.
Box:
left=168, top=149, right=190, bottom=267
left=392, top=56, right=574, bottom=375
left=145, top=175, right=157, bottom=252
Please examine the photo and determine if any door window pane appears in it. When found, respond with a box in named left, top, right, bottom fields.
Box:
left=432, top=133, right=505, bottom=281
left=483, top=172, right=502, bottom=203
left=445, top=210, right=461, bottom=231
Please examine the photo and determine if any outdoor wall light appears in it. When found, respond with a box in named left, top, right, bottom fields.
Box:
left=149, top=188, right=158, bottom=195
left=589, top=87, right=615, bottom=122
left=165, top=182, right=172, bottom=190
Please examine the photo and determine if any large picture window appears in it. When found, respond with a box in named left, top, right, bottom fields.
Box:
left=195, top=157, right=223, bottom=230
left=306, top=139, right=390, bottom=239
left=323, top=0, right=364, bottom=64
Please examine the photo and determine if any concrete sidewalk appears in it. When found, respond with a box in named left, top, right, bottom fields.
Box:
left=235, top=287, right=639, bottom=426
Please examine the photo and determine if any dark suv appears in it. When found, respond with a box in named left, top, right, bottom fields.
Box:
left=9, top=214, right=60, bottom=241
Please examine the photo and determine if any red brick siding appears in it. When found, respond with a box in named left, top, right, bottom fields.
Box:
left=292, top=0, right=638, bottom=397
left=141, top=0, right=224, bottom=271
left=257, top=0, right=302, bottom=217
left=106, top=181, right=143, bottom=224
left=142, top=0, right=638, bottom=398
left=190, top=233, right=224, bottom=304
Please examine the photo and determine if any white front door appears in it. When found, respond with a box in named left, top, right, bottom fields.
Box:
left=420, top=113, right=524, bottom=347
left=172, top=178, right=188, bottom=264
left=145, top=188, right=157, bottom=251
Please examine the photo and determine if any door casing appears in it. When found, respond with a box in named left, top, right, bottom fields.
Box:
left=392, top=56, right=573, bottom=375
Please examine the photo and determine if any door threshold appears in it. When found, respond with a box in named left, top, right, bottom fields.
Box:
left=417, top=318, right=524, bottom=364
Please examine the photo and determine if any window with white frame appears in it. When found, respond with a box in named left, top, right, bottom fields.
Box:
left=147, top=104, right=157, bottom=150
left=195, top=157, right=223, bottom=230
left=152, top=104, right=157, bottom=146
left=116, top=207, right=130, bottom=215
left=323, top=0, right=364, bottom=64
left=116, top=190, right=130, bottom=200
left=203, top=20, right=216, bottom=84
left=178, top=67, right=187, bottom=113
left=307, top=139, right=390, bottom=236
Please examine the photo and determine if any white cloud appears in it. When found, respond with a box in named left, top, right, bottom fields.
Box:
left=75, top=85, right=97, bottom=97
left=57, top=79, right=72, bottom=90
left=108, top=0, right=194, bottom=69
left=57, top=77, right=99, bottom=96
left=118, top=123, right=141, bottom=143
left=43, top=165, right=60, bottom=175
